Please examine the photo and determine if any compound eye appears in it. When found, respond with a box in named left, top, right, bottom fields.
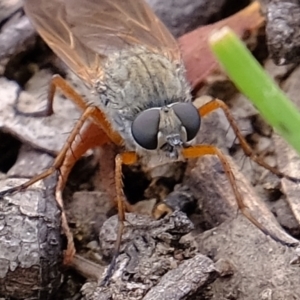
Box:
left=173, top=103, right=201, bottom=141
left=131, top=109, right=160, bottom=150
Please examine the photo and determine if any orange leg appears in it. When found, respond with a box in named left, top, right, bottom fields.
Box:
left=182, top=145, right=292, bottom=245
left=1, top=76, right=124, bottom=264
left=0, top=105, right=119, bottom=263
left=0, top=106, right=117, bottom=194
left=47, top=75, right=122, bottom=145
left=56, top=121, right=111, bottom=264
left=199, top=99, right=299, bottom=183
left=15, top=75, right=122, bottom=145
left=15, top=75, right=90, bottom=117
left=101, top=151, right=138, bottom=285
left=56, top=121, right=110, bottom=193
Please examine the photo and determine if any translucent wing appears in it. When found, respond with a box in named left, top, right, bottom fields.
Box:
left=23, top=0, right=180, bottom=85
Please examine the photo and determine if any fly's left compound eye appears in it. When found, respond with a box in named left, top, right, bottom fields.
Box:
left=173, top=103, right=201, bottom=141
left=131, top=109, right=160, bottom=150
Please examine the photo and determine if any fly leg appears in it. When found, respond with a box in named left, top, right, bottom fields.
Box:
left=0, top=106, right=112, bottom=195
left=56, top=121, right=111, bottom=264
left=2, top=75, right=124, bottom=264
left=0, top=105, right=122, bottom=264
left=101, top=151, right=138, bottom=285
left=198, top=98, right=300, bottom=183
left=182, top=145, right=295, bottom=246
left=14, top=74, right=122, bottom=144
left=153, top=97, right=300, bottom=221
left=15, top=74, right=91, bottom=117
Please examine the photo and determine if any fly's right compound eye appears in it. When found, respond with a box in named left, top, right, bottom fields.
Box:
left=131, top=109, right=160, bottom=150
left=172, top=102, right=201, bottom=141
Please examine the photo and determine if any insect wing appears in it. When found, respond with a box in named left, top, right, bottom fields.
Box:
left=23, top=0, right=181, bottom=85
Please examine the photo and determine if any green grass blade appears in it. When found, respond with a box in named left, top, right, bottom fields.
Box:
left=209, top=26, right=300, bottom=154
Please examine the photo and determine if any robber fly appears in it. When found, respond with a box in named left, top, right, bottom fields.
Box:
left=0, top=0, right=298, bottom=284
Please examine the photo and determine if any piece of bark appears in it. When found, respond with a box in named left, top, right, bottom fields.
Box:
left=0, top=75, right=81, bottom=154
left=0, top=15, right=36, bottom=61
left=263, top=0, right=300, bottom=65
left=271, top=198, right=300, bottom=237
left=7, top=144, right=53, bottom=178
left=142, top=254, right=217, bottom=300
left=0, top=7, right=35, bottom=77
left=0, top=0, right=23, bottom=24
left=99, top=211, right=195, bottom=259
left=0, top=176, right=62, bottom=299
left=272, top=64, right=300, bottom=232
left=275, top=140, right=300, bottom=231
left=197, top=214, right=300, bottom=299
left=81, top=211, right=217, bottom=300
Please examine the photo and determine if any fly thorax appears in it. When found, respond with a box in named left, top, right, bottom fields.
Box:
left=96, top=47, right=191, bottom=145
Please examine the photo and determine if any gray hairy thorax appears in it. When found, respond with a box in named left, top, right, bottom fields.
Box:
left=94, top=47, right=192, bottom=168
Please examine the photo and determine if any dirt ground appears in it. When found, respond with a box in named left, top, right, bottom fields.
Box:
left=1, top=1, right=300, bottom=300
